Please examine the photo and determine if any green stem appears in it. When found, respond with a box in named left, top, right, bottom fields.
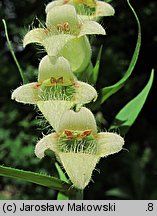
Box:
left=77, top=190, right=84, bottom=200
left=69, top=189, right=84, bottom=200
left=2, top=19, right=25, bottom=83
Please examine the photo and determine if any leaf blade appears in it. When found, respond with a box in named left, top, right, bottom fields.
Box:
left=0, top=165, right=71, bottom=192
left=92, top=45, right=103, bottom=84
left=110, top=69, right=154, bottom=135
left=96, top=0, right=141, bottom=106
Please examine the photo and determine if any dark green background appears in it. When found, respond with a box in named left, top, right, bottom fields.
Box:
left=0, top=0, right=156, bottom=199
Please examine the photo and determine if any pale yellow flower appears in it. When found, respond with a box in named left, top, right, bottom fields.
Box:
left=35, top=107, right=124, bottom=189
left=46, top=0, right=115, bottom=21
left=12, top=56, right=97, bottom=130
left=24, top=4, right=106, bottom=73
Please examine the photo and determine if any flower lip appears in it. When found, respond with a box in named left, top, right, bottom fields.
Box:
left=59, top=152, right=100, bottom=189
left=18, top=79, right=97, bottom=105
left=11, top=81, right=97, bottom=132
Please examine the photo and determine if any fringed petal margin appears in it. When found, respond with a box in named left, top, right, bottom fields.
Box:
left=74, top=81, right=97, bottom=104
left=59, top=152, right=100, bottom=189
left=23, top=28, right=48, bottom=47
left=95, top=1, right=115, bottom=17
left=11, top=82, right=40, bottom=104
left=79, top=20, right=106, bottom=37
left=35, top=133, right=58, bottom=159
left=96, top=132, right=124, bottom=157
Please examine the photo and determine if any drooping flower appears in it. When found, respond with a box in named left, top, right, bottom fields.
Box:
left=11, top=56, right=97, bottom=130
left=35, top=107, right=124, bottom=189
left=23, top=4, right=106, bottom=73
left=46, top=0, right=115, bottom=21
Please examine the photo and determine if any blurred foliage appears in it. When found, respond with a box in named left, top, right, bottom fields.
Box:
left=0, top=0, right=156, bottom=199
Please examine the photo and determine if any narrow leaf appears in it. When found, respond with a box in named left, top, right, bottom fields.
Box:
left=92, top=45, right=103, bottom=84
left=2, top=19, right=26, bottom=84
left=96, top=0, right=141, bottom=106
left=55, top=163, right=69, bottom=200
left=105, top=188, right=132, bottom=199
left=0, top=165, right=72, bottom=193
left=110, top=69, right=154, bottom=135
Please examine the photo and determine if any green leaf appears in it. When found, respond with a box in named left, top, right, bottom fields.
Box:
left=0, top=165, right=72, bottom=193
left=95, top=0, right=141, bottom=106
left=55, top=163, right=69, bottom=200
left=2, top=19, right=26, bottom=84
left=105, top=188, right=132, bottom=199
left=110, top=69, right=154, bottom=135
left=92, top=45, right=103, bottom=85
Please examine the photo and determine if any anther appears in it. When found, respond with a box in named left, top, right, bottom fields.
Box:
left=63, top=22, right=70, bottom=32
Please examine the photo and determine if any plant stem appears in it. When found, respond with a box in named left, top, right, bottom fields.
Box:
left=2, top=19, right=25, bottom=83
left=76, top=190, right=84, bottom=200
left=69, top=189, right=84, bottom=200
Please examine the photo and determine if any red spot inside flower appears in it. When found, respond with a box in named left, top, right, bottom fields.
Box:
left=82, top=129, right=92, bottom=137
left=64, top=129, right=74, bottom=140
left=33, top=83, right=42, bottom=89
left=77, top=129, right=92, bottom=139
left=50, top=77, right=63, bottom=84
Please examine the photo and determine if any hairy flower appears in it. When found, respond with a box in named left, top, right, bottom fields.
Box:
left=46, top=0, right=115, bottom=21
left=11, top=56, right=97, bottom=130
left=23, top=4, right=106, bottom=73
left=35, top=107, right=124, bottom=189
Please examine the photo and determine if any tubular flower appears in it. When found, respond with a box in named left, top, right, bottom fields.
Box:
left=23, top=4, right=106, bottom=73
left=46, top=0, right=115, bottom=21
left=11, top=56, right=97, bottom=130
left=35, top=107, right=124, bottom=189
